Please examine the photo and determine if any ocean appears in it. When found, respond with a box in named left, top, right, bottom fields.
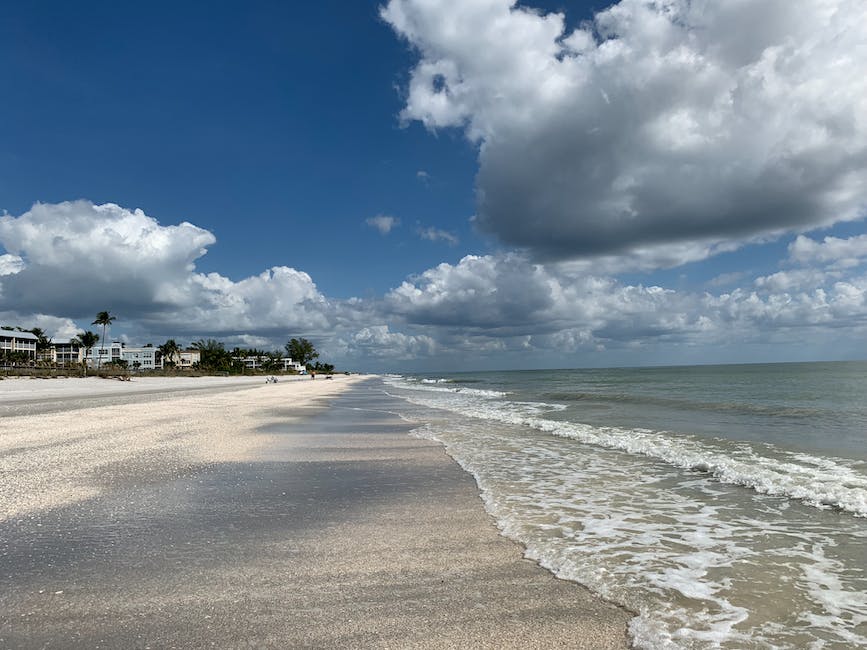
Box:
left=380, top=362, right=867, bottom=649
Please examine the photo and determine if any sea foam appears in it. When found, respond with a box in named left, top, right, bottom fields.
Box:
left=384, top=376, right=867, bottom=517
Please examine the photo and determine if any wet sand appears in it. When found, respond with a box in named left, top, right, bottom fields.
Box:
left=0, top=376, right=631, bottom=648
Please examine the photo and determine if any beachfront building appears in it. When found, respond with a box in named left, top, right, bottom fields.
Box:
left=52, top=340, right=83, bottom=366
left=87, top=342, right=122, bottom=367
left=0, top=330, right=37, bottom=362
left=283, top=358, right=306, bottom=372
left=162, top=349, right=201, bottom=369
left=234, top=355, right=270, bottom=371
left=86, top=342, right=159, bottom=370
left=122, top=345, right=159, bottom=370
left=232, top=355, right=306, bottom=373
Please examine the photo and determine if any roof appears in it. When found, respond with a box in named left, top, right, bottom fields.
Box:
left=0, top=330, right=38, bottom=340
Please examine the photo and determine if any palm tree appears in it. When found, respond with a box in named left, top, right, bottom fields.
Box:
left=92, top=311, right=116, bottom=369
left=72, top=331, right=99, bottom=376
left=158, top=339, right=181, bottom=369
left=29, top=327, right=53, bottom=364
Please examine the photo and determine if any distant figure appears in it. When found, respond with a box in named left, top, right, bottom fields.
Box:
left=310, top=373, right=315, bottom=380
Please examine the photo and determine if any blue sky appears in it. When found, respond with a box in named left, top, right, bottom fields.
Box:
left=0, top=1, right=482, bottom=296
left=0, top=2, right=496, bottom=297
left=2, top=0, right=866, bottom=371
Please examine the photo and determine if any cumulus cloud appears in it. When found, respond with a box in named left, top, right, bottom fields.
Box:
left=365, top=214, right=400, bottom=234
left=0, top=312, right=79, bottom=341
left=5, top=200, right=867, bottom=367
left=382, top=250, right=867, bottom=355
left=383, top=0, right=867, bottom=262
left=0, top=254, right=24, bottom=276
left=386, top=253, right=702, bottom=343
left=418, top=226, right=459, bottom=245
left=340, top=324, right=436, bottom=359
left=0, top=201, right=333, bottom=339
left=387, top=253, right=570, bottom=332
left=0, top=201, right=215, bottom=316
left=788, top=234, right=867, bottom=268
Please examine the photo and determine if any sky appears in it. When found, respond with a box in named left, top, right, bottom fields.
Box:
left=1, top=0, right=866, bottom=372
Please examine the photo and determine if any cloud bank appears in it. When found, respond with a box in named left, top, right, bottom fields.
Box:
left=2, top=200, right=867, bottom=368
left=0, top=201, right=333, bottom=339
left=383, top=0, right=867, bottom=261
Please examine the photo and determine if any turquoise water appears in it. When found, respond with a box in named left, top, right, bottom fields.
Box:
left=382, top=362, right=867, bottom=649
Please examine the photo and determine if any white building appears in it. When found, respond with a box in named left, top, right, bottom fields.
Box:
left=51, top=340, right=83, bottom=366
left=122, top=345, right=159, bottom=370
left=283, top=358, right=306, bottom=372
left=86, top=342, right=159, bottom=370
left=232, top=356, right=306, bottom=372
left=0, top=330, right=37, bottom=361
left=163, top=349, right=201, bottom=369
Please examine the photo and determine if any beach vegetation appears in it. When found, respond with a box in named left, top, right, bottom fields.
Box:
left=191, top=338, right=233, bottom=372
left=1, top=324, right=335, bottom=377
left=104, top=359, right=129, bottom=370
left=285, top=338, right=319, bottom=367
left=309, top=361, right=335, bottom=374
left=158, top=339, right=181, bottom=368
left=0, top=350, right=31, bottom=365
left=92, top=311, right=116, bottom=369
left=28, top=327, right=53, bottom=355
left=72, top=330, right=100, bottom=376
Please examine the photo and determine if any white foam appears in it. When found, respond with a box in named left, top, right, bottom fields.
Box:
left=387, top=377, right=867, bottom=649
left=799, top=545, right=867, bottom=645
left=384, top=375, right=867, bottom=518
left=540, top=419, right=867, bottom=518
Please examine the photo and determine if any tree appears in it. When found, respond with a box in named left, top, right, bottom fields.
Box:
left=260, top=351, right=282, bottom=372
left=191, top=338, right=231, bottom=372
left=92, top=311, right=116, bottom=369
left=29, top=327, right=53, bottom=363
left=158, top=339, right=181, bottom=368
left=105, top=358, right=129, bottom=370
left=285, top=338, right=318, bottom=367
left=72, top=331, right=99, bottom=376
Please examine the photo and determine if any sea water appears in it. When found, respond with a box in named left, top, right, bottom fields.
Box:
left=381, top=362, right=867, bottom=649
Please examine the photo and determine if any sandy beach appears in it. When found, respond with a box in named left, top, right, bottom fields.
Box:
left=0, top=375, right=630, bottom=648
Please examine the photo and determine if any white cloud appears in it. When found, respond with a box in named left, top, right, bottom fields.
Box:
left=342, top=325, right=436, bottom=359
left=385, top=253, right=704, bottom=342
left=0, top=254, right=24, bottom=276
left=788, top=234, right=867, bottom=268
left=0, top=200, right=213, bottom=273
left=0, top=201, right=333, bottom=340
left=365, top=214, right=400, bottom=234
left=0, top=312, right=79, bottom=341
left=418, top=226, right=459, bottom=245
left=5, top=200, right=867, bottom=367
left=382, top=250, right=867, bottom=356
left=383, top=0, right=867, bottom=262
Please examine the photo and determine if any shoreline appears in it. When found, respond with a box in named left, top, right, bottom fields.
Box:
left=0, top=375, right=631, bottom=648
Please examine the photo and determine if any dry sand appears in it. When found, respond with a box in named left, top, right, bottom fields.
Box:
left=0, top=375, right=631, bottom=648
left=0, top=375, right=354, bottom=519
